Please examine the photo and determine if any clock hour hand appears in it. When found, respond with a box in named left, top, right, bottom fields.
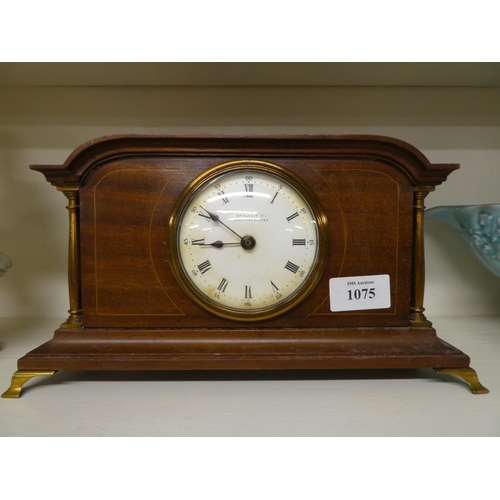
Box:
left=200, top=241, right=241, bottom=248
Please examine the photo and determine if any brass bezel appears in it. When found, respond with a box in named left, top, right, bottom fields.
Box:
left=168, top=160, right=329, bottom=322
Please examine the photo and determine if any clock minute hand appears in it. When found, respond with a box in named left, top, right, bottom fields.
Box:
left=199, top=206, right=244, bottom=241
left=199, top=206, right=256, bottom=251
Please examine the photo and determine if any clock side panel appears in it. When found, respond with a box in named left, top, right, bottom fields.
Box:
left=79, top=160, right=192, bottom=327
left=79, top=156, right=413, bottom=328
left=291, top=161, right=413, bottom=326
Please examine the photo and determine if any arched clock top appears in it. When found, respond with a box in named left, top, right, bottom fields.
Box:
left=29, top=134, right=459, bottom=188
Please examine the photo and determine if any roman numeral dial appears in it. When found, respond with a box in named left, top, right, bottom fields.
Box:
left=171, top=162, right=328, bottom=321
left=197, top=260, right=212, bottom=274
left=284, top=261, right=300, bottom=274
left=217, top=278, right=229, bottom=293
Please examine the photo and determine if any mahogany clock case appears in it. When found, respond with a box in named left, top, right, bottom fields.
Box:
left=81, top=144, right=412, bottom=329
left=4, top=135, right=487, bottom=394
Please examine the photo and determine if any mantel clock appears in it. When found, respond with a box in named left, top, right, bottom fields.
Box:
left=2, top=135, right=489, bottom=397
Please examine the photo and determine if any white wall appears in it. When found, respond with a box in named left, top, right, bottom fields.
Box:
left=1, top=86, right=499, bottom=318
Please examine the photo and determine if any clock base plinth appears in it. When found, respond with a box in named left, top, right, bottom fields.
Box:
left=3, top=325, right=486, bottom=396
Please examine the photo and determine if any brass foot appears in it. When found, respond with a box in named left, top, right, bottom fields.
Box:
left=434, top=367, right=489, bottom=394
left=1, top=370, right=57, bottom=399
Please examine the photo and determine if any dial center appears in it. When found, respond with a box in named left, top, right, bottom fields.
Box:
left=241, top=235, right=256, bottom=250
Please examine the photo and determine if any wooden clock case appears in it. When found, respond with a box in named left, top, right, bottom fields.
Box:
left=2, top=135, right=489, bottom=397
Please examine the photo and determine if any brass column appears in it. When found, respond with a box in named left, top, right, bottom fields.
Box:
left=57, top=186, right=82, bottom=328
left=410, top=186, right=434, bottom=327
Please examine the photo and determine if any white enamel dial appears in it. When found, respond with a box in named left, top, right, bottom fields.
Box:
left=171, top=162, right=327, bottom=321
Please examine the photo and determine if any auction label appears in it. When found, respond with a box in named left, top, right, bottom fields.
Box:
left=329, top=274, right=391, bottom=312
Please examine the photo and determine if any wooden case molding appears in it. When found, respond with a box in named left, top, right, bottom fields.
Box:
left=2, top=135, right=489, bottom=397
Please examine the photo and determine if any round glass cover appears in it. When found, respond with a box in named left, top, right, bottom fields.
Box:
left=169, top=161, right=328, bottom=321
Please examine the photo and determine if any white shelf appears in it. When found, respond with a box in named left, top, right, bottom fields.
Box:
left=1, top=62, right=500, bottom=87
left=1, top=316, right=498, bottom=436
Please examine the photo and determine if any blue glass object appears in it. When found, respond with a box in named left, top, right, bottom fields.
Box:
left=425, top=204, right=500, bottom=278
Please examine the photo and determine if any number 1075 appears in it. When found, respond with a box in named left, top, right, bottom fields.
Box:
left=348, top=288, right=375, bottom=300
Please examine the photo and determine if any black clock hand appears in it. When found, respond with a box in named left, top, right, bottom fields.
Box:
left=200, top=206, right=245, bottom=241
left=199, top=206, right=257, bottom=250
left=200, top=241, right=241, bottom=248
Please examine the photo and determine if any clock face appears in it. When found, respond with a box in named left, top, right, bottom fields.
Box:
left=169, top=160, right=329, bottom=321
